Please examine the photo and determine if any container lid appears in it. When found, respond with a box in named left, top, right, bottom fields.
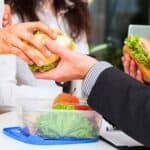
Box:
left=3, top=127, right=99, bottom=145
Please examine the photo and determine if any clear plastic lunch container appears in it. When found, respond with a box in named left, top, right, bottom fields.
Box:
left=20, top=99, right=102, bottom=140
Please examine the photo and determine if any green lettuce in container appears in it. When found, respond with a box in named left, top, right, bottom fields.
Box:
left=36, top=111, right=99, bottom=139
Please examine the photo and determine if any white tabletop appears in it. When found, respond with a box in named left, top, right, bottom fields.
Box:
left=0, top=111, right=118, bottom=150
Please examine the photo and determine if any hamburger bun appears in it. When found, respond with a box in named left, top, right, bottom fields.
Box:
left=29, top=30, right=75, bottom=72
left=123, top=36, right=150, bottom=83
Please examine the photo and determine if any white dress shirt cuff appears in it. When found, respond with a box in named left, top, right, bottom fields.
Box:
left=82, top=61, right=112, bottom=96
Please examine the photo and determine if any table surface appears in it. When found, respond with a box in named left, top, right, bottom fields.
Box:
left=0, top=111, right=118, bottom=150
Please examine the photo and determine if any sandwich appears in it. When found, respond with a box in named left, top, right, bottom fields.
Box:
left=29, top=30, right=75, bottom=72
left=123, top=35, right=150, bottom=83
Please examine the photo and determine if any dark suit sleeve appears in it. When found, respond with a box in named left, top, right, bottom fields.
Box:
left=87, top=67, right=150, bottom=147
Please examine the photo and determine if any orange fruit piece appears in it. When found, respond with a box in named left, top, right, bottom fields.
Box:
left=53, top=93, right=80, bottom=106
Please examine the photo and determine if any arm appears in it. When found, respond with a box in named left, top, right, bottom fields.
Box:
left=84, top=63, right=150, bottom=147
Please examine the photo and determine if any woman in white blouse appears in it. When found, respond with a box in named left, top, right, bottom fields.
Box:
left=0, top=0, right=91, bottom=105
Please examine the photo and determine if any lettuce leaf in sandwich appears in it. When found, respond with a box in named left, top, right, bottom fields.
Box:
left=125, top=36, right=150, bottom=69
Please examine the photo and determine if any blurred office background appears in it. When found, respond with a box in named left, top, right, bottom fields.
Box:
left=88, top=0, right=150, bottom=69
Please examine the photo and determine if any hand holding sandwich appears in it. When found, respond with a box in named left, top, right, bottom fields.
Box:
left=0, top=22, right=56, bottom=66
left=34, top=39, right=98, bottom=82
left=123, top=36, right=150, bottom=83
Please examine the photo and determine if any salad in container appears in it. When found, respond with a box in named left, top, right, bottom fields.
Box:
left=21, top=93, right=101, bottom=140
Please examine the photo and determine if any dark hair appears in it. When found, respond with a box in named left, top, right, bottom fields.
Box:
left=5, top=0, right=91, bottom=40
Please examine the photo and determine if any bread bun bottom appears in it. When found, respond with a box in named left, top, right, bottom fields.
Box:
left=123, top=45, right=150, bottom=83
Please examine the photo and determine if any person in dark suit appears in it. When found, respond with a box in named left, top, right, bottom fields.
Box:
left=34, top=39, right=150, bottom=147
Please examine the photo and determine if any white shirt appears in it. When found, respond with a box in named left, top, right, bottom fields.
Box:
left=0, top=55, right=62, bottom=106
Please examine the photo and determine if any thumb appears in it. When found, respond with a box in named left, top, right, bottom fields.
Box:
left=45, top=39, right=74, bottom=58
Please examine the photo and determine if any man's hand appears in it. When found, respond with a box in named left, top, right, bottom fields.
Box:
left=0, top=22, right=57, bottom=66
left=34, top=39, right=98, bottom=82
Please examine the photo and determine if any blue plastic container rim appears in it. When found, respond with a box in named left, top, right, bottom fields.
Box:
left=3, top=127, right=99, bottom=145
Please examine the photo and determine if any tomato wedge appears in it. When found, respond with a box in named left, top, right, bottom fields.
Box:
left=74, top=105, right=92, bottom=111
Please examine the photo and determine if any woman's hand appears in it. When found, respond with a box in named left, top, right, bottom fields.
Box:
left=34, top=39, right=98, bottom=82
left=0, top=22, right=56, bottom=66
left=122, top=54, right=144, bottom=83
left=2, top=4, right=12, bottom=27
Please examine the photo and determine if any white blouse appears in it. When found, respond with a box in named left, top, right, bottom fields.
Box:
left=0, top=55, right=62, bottom=106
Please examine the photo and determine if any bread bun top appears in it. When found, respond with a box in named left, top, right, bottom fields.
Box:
left=33, top=31, right=75, bottom=65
